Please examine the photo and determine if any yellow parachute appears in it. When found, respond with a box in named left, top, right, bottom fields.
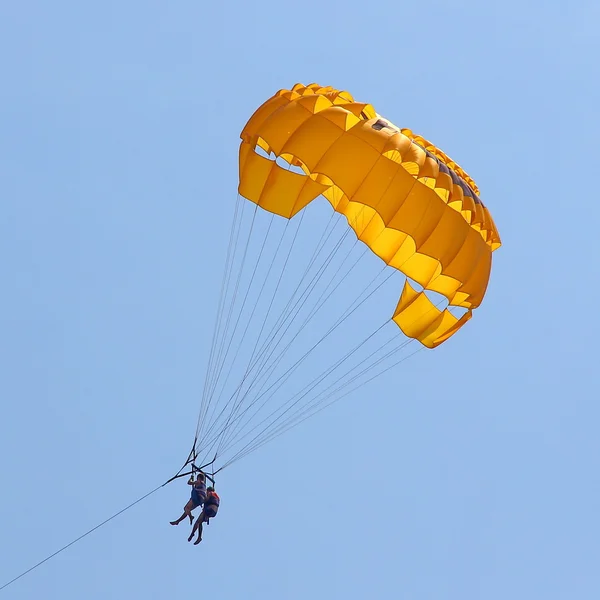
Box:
left=238, top=83, right=501, bottom=348
left=188, top=83, right=501, bottom=473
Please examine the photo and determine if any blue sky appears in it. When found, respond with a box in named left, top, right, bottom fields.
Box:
left=1, top=0, right=599, bottom=598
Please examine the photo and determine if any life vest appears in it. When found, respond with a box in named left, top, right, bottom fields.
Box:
left=205, top=491, right=220, bottom=508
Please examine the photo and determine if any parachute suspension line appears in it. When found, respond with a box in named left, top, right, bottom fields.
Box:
left=203, top=202, right=259, bottom=406
left=194, top=210, right=308, bottom=456
left=212, top=257, right=392, bottom=456
left=246, top=209, right=340, bottom=362
left=197, top=194, right=244, bottom=435
left=213, top=224, right=354, bottom=434
left=226, top=165, right=338, bottom=384
left=207, top=264, right=399, bottom=461
left=196, top=174, right=442, bottom=468
left=259, top=335, right=416, bottom=444
left=217, top=320, right=394, bottom=460
left=199, top=188, right=337, bottom=450
left=194, top=207, right=348, bottom=462
left=214, top=268, right=401, bottom=458
left=233, top=195, right=392, bottom=398
left=196, top=202, right=259, bottom=443
left=219, top=292, right=450, bottom=468
left=274, top=342, right=424, bottom=448
left=236, top=180, right=408, bottom=400
left=209, top=263, right=429, bottom=465
left=196, top=209, right=306, bottom=444
left=201, top=211, right=276, bottom=421
left=223, top=208, right=341, bottom=397
left=197, top=159, right=309, bottom=452
left=196, top=217, right=289, bottom=459
left=208, top=216, right=361, bottom=459
left=246, top=224, right=352, bottom=368
left=196, top=197, right=405, bottom=465
left=198, top=193, right=374, bottom=463
left=245, top=211, right=307, bottom=360
left=221, top=344, right=425, bottom=470
left=239, top=212, right=356, bottom=375
left=192, top=80, right=501, bottom=473
left=220, top=281, right=452, bottom=466
left=197, top=194, right=247, bottom=436
left=202, top=213, right=291, bottom=430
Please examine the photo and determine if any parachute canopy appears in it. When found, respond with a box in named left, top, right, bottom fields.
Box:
left=239, top=83, right=500, bottom=348
left=189, top=83, right=501, bottom=473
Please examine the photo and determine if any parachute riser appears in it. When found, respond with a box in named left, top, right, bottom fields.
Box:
left=163, top=455, right=218, bottom=488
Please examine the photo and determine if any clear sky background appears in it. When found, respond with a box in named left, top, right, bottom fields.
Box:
left=1, top=1, right=599, bottom=598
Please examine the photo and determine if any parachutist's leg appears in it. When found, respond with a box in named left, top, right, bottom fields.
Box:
left=193, top=520, right=204, bottom=545
left=170, top=500, right=194, bottom=525
left=170, top=511, right=187, bottom=525
left=188, top=516, right=200, bottom=542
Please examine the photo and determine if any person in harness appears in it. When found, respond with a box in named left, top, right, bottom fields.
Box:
left=170, top=472, right=207, bottom=526
left=188, top=486, right=220, bottom=545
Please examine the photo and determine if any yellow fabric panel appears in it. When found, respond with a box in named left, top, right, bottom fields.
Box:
left=349, top=121, right=394, bottom=154
left=419, top=206, right=470, bottom=271
left=392, top=280, right=443, bottom=341
left=241, top=94, right=289, bottom=142
left=315, top=135, right=381, bottom=198
left=471, top=202, right=485, bottom=228
left=419, top=309, right=473, bottom=348
left=328, top=176, right=485, bottom=306
left=399, top=253, right=442, bottom=289
left=449, top=182, right=465, bottom=208
left=403, top=129, right=480, bottom=195
left=321, top=184, right=344, bottom=208
left=389, top=235, right=418, bottom=270
left=348, top=202, right=411, bottom=264
left=419, top=156, right=440, bottom=180
left=296, top=93, right=334, bottom=115
left=443, top=228, right=487, bottom=294
left=238, top=144, right=273, bottom=203
left=392, top=280, right=473, bottom=347
left=359, top=162, right=417, bottom=224
left=383, top=133, right=415, bottom=163
left=451, top=291, right=472, bottom=309
left=352, top=156, right=401, bottom=211
left=460, top=195, right=476, bottom=225
left=238, top=147, right=329, bottom=218
left=281, top=115, right=344, bottom=172
left=238, top=83, right=502, bottom=347
left=388, top=185, right=446, bottom=247
left=260, top=165, right=329, bottom=219
left=455, top=245, right=492, bottom=307
left=240, top=85, right=502, bottom=249
left=426, top=274, right=463, bottom=300
left=342, top=201, right=371, bottom=232
left=322, top=172, right=487, bottom=304
left=340, top=102, right=376, bottom=118
left=257, top=101, right=314, bottom=155
left=347, top=204, right=411, bottom=264
left=255, top=137, right=271, bottom=155
left=320, top=106, right=362, bottom=131
left=434, top=172, right=452, bottom=200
